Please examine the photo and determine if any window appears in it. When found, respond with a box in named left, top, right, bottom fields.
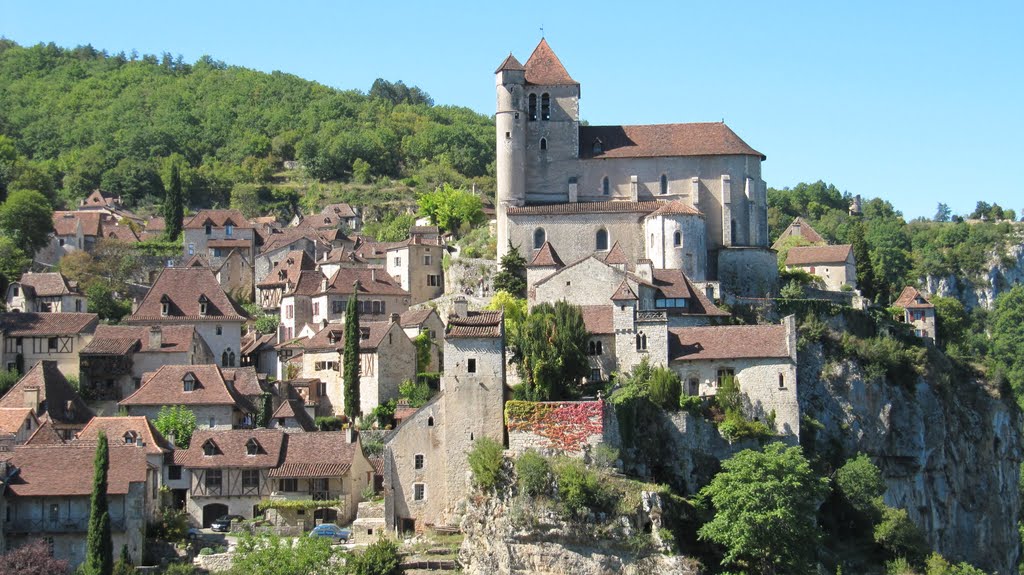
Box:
left=208, top=417, right=215, bottom=428
left=540, top=93, right=550, bottom=120
left=468, top=358, right=476, bottom=373
left=427, top=274, right=441, bottom=287
left=133, top=378, right=141, bottom=389
left=540, top=138, right=547, bottom=151
left=533, top=228, right=546, bottom=249
left=778, top=373, right=785, bottom=389
left=225, top=224, right=234, bottom=236
left=414, top=454, right=424, bottom=470
left=199, top=299, right=208, bottom=316
left=528, top=93, right=537, bottom=121
left=123, top=431, right=137, bottom=445
left=317, top=381, right=327, bottom=396
left=229, top=351, right=236, bottom=367
left=246, top=438, right=261, bottom=455
left=394, top=256, right=402, bottom=267
left=588, top=340, right=603, bottom=356
left=655, top=298, right=689, bottom=309
left=591, top=368, right=601, bottom=382
left=75, top=299, right=82, bottom=312
left=161, top=302, right=170, bottom=316
left=205, top=469, right=222, bottom=489
left=360, top=327, right=371, bottom=340
left=242, top=470, right=259, bottom=488
left=636, top=331, right=648, bottom=351
left=48, top=337, right=58, bottom=351
left=602, top=176, right=609, bottom=195
left=660, top=174, right=668, bottom=195
left=423, top=254, right=432, bottom=265
left=183, top=374, right=195, bottom=392
left=731, top=219, right=737, bottom=245
left=333, top=300, right=345, bottom=314
left=673, top=231, right=682, bottom=247
left=216, top=325, right=223, bottom=335
left=285, top=305, right=293, bottom=319
left=313, top=302, right=320, bottom=316
left=11, top=286, right=17, bottom=297
left=595, top=229, right=608, bottom=251
left=427, top=416, right=434, bottom=427
left=205, top=224, right=212, bottom=235
left=49, top=503, right=59, bottom=523
left=168, top=465, right=182, bottom=480
left=280, top=478, right=298, bottom=492
left=716, top=368, right=735, bottom=388
left=413, top=483, right=425, bottom=501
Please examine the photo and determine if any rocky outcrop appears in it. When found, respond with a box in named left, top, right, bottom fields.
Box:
left=924, top=242, right=1024, bottom=310
left=799, top=341, right=1022, bottom=574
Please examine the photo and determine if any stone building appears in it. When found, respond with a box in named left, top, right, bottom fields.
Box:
left=0, top=408, right=39, bottom=451
left=384, top=306, right=505, bottom=532
left=0, top=360, right=93, bottom=440
left=893, top=286, right=937, bottom=343
left=118, top=364, right=255, bottom=430
left=183, top=209, right=256, bottom=263
left=73, top=416, right=174, bottom=497
left=0, top=312, right=98, bottom=379
left=311, top=268, right=411, bottom=326
left=4, top=272, right=87, bottom=313
left=771, top=216, right=825, bottom=250
left=257, top=250, right=317, bottom=312
left=384, top=227, right=445, bottom=305
left=784, top=244, right=857, bottom=292
left=494, top=40, right=775, bottom=295
left=399, top=308, right=445, bottom=373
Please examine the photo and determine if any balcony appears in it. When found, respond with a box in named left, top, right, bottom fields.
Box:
left=270, top=490, right=345, bottom=502
left=636, top=310, right=667, bottom=322
left=5, top=516, right=127, bottom=533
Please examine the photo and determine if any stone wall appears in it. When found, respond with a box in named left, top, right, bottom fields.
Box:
left=444, top=257, right=495, bottom=298
left=717, top=246, right=778, bottom=297
left=505, top=400, right=611, bottom=456
left=509, top=212, right=648, bottom=274
left=127, top=404, right=236, bottom=430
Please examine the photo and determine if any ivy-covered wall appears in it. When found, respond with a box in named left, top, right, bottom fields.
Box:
left=505, top=400, right=610, bottom=455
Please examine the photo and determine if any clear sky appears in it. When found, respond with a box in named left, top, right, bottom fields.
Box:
left=4, top=1, right=1022, bottom=220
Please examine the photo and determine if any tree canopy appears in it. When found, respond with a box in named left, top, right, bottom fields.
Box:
left=509, top=301, right=589, bottom=401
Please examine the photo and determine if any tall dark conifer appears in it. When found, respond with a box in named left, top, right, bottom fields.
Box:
left=850, top=220, right=876, bottom=302
left=85, top=431, right=113, bottom=575
left=343, top=282, right=361, bottom=421
left=163, top=162, right=183, bottom=241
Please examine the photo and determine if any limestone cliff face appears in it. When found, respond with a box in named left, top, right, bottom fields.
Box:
left=924, top=242, right=1024, bottom=310
left=799, top=342, right=1022, bottom=574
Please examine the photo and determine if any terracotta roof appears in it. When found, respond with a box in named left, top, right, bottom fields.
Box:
left=260, top=227, right=327, bottom=254
left=447, top=311, right=503, bottom=339
left=128, top=267, right=248, bottom=322
left=286, top=270, right=327, bottom=297
left=785, top=244, right=854, bottom=266
left=579, top=305, right=613, bottom=335
left=602, top=241, right=629, bottom=265
left=16, top=273, right=78, bottom=297
left=368, top=456, right=384, bottom=476
left=524, top=38, right=578, bottom=86
left=75, top=416, right=172, bottom=456
left=271, top=398, right=316, bottom=432
left=183, top=209, right=252, bottom=230
left=23, top=420, right=64, bottom=445
left=182, top=429, right=284, bottom=469
left=399, top=308, right=437, bottom=328
left=529, top=241, right=564, bottom=267
left=648, top=200, right=703, bottom=217
left=257, top=250, right=315, bottom=288
left=495, top=53, right=525, bottom=73
left=82, top=325, right=197, bottom=355
left=393, top=406, right=419, bottom=421
left=0, top=361, right=93, bottom=425
left=650, top=270, right=729, bottom=317
left=119, top=365, right=252, bottom=410
left=52, top=211, right=103, bottom=236
left=221, top=367, right=266, bottom=398
left=409, top=225, right=439, bottom=235
left=317, top=203, right=357, bottom=221
left=104, top=224, right=140, bottom=242
left=294, top=321, right=393, bottom=352
left=207, top=238, right=252, bottom=249
left=771, top=217, right=825, bottom=249
left=669, top=324, right=790, bottom=361
left=241, top=332, right=277, bottom=355
left=0, top=312, right=98, bottom=336
left=82, top=189, right=119, bottom=208
left=0, top=408, right=34, bottom=435
left=893, top=286, right=934, bottom=309
left=610, top=279, right=638, bottom=301
left=579, top=123, right=765, bottom=160
left=320, top=268, right=409, bottom=297
left=507, top=200, right=663, bottom=216
left=146, top=217, right=166, bottom=232
left=269, top=432, right=358, bottom=477
left=3, top=444, right=150, bottom=496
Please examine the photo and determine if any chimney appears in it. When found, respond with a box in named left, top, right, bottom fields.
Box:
left=567, top=177, right=578, bottom=203
left=690, top=177, right=700, bottom=208
left=166, top=431, right=177, bottom=448
left=630, top=175, right=639, bottom=202
left=320, top=277, right=328, bottom=292
left=23, top=388, right=39, bottom=410
left=635, top=259, right=654, bottom=282
left=149, top=326, right=163, bottom=350
left=390, top=312, right=400, bottom=325
left=452, top=296, right=468, bottom=318
left=345, top=426, right=357, bottom=444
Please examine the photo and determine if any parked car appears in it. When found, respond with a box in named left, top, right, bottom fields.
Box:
left=308, top=523, right=352, bottom=543
left=210, top=515, right=245, bottom=533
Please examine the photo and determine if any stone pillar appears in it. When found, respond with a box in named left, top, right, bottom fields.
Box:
left=630, top=175, right=639, bottom=202
left=568, top=177, right=578, bottom=203
left=721, top=175, right=732, bottom=247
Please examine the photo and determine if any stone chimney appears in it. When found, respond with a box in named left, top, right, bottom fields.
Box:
left=630, top=175, right=639, bottom=202
left=23, top=388, right=39, bottom=410
left=345, top=426, right=357, bottom=444
left=149, top=326, right=162, bottom=350
left=690, top=177, right=700, bottom=208
left=635, top=259, right=654, bottom=282
left=320, top=277, right=328, bottom=292
left=452, top=296, right=468, bottom=318
left=568, top=177, right=578, bottom=203
left=390, top=312, right=400, bottom=325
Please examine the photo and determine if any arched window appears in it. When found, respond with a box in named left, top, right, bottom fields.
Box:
left=229, top=351, right=236, bottom=367
left=540, top=93, right=551, bottom=120
left=540, top=138, right=547, bottom=151
left=427, top=416, right=434, bottom=427
left=528, top=94, right=537, bottom=121
left=778, top=373, right=785, bottom=389
left=660, top=174, right=668, bottom=195
left=673, top=231, right=682, bottom=247
left=602, top=176, right=609, bottom=195
left=221, top=351, right=228, bottom=366
left=533, top=228, right=546, bottom=249
left=596, top=229, right=608, bottom=251
left=636, top=332, right=648, bottom=351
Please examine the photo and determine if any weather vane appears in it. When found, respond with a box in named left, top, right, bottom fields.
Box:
left=540, top=25, right=544, bottom=38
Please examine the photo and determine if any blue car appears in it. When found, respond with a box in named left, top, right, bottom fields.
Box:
left=308, top=523, right=352, bottom=543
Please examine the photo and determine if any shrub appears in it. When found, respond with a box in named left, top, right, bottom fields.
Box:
left=147, top=508, right=190, bottom=542
left=875, top=506, right=929, bottom=564
left=886, top=557, right=917, bottom=575
left=553, top=458, right=607, bottom=516
left=361, top=484, right=377, bottom=500
left=348, top=537, right=400, bottom=575
left=717, top=411, right=774, bottom=442
left=399, top=378, right=432, bottom=408
left=198, top=548, right=213, bottom=556
left=467, top=437, right=504, bottom=490
left=592, top=443, right=619, bottom=469
left=836, top=453, right=885, bottom=519
left=679, top=394, right=703, bottom=414
left=515, top=450, right=550, bottom=496
left=315, top=416, right=343, bottom=431
left=648, top=367, right=681, bottom=411
left=162, top=563, right=197, bottom=575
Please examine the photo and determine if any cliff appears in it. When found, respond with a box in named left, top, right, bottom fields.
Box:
left=925, top=242, right=1024, bottom=310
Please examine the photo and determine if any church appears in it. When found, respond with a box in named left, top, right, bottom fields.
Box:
left=495, top=39, right=777, bottom=295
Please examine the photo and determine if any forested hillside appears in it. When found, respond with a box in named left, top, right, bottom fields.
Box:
left=0, top=39, right=494, bottom=212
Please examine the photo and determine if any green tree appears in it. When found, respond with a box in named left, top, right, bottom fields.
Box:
left=486, top=291, right=527, bottom=337
left=0, top=236, right=30, bottom=289
left=416, top=184, right=484, bottom=236
left=931, top=296, right=968, bottom=350
left=343, top=286, right=361, bottom=420
left=86, top=283, right=133, bottom=323
left=648, top=367, right=682, bottom=411
left=256, top=392, right=273, bottom=428
left=0, top=134, right=17, bottom=202
left=231, top=532, right=337, bottom=575
left=515, top=450, right=551, bottom=497
left=934, top=203, right=952, bottom=222
left=0, top=369, right=21, bottom=396
left=347, top=537, right=401, bottom=575
left=153, top=405, right=198, bottom=448
left=85, top=431, right=113, bottom=575
left=836, top=453, right=885, bottom=520
left=163, top=162, right=184, bottom=241
left=510, top=301, right=589, bottom=401
left=874, top=506, right=929, bottom=564
left=698, top=442, right=828, bottom=574
left=467, top=436, right=504, bottom=491
left=990, top=286, right=1024, bottom=408
left=850, top=219, right=877, bottom=301
left=493, top=242, right=527, bottom=298
left=0, top=189, right=53, bottom=255
left=398, top=378, right=432, bottom=408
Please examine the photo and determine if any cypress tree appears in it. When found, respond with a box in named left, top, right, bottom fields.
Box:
left=850, top=220, right=876, bottom=302
left=343, top=282, right=361, bottom=421
left=493, top=241, right=527, bottom=298
left=85, top=431, right=113, bottom=575
left=255, top=392, right=273, bottom=427
left=163, top=162, right=183, bottom=241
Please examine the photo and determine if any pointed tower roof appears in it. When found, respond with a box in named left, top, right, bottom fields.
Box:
left=603, top=241, right=629, bottom=266
left=529, top=241, right=564, bottom=267
left=495, top=53, right=525, bottom=73
left=524, top=39, right=578, bottom=86
left=610, top=279, right=638, bottom=301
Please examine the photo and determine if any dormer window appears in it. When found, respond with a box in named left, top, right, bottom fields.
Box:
left=246, top=438, right=261, bottom=456
left=123, top=431, right=138, bottom=445
left=593, top=139, right=604, bottom=155
left=202, top=439, right=218, bottom=456
left=183, top=373, right=196, bottom=392
left=205, top=223, right=212, bottom=235
left=225, top=224, right=234, bottom=236
left=360, top=327, right=370, bottom=340
left=278, top=270, right=287, bottom=281
left=160, top=294, right=171, bottom=317
left=198, top=294, right=209, bottom=316
left=327, top=331, right=340, bottom=345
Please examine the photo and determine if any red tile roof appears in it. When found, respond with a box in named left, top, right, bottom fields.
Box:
left=23, top=420, right=64, bottom=445
left=579, top=123, right=765, bottom=160
left=650, top=270, right=729, bottom=317
left=75, top=416, right=172, bottom=456
left=399, top=308, right=438, bottom=328
left=284, top=321, right=394, bottom=352
left=258, top=250, right=316, bottom=288
left=182, top=429, right=285, bottom=469
left=321, top=268, right=409, bottom=297
left=602, top=241, right=629, bottom=266
left=82, top=325, right=198, bottom=355
left=524, top=39, right=578, bottom=86
left=128, top=267, right=248, bottom=322
left=579, top=305, right=613, bottom=335
left=260, top=227, right=328, bottom=254
left=316, top=203, right=357, bottom=222
left=893, top=286, right=934, bottom=309
left=268, top=432, right=358, bottom=478
left=772, top=217, right=825, bottom=249
left=104, top=224, right=140, bottom=242
left=0, top=361, right=93, bottom=426
left=3, top=444, right=150, bottom=496
left=529, top=241, right=564, bottom=267
left=648, top=200, right=703, bottom=217
left=52, top=211, right=103, bottom=236
left=0, top=312, right=98, bottom=336
left=207, top=239, right=252, bottom=249
left=669, top=324, right=790, bottom=361
left=610, top=279, right=638, bottom=301
left=507, top=200, right=663, bottom=216
left=270, top=398, right=316, bottom=432
left=785, top=244, right=854, bottom=266
left=16, top=272, right=78, bottom=297
left=0, top=408, right=34, bottom=435
left=447, top=311, right=503, bottom=339
left=119, top=365, right=252, bottom=410
left=495, top=53, right=525, bottom=73
left=183, top=209, right=252, bottom=230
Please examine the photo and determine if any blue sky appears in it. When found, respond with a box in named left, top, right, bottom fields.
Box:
left=5, top=1, right=1022, bottom=220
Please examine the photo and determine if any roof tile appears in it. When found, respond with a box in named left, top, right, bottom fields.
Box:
left=579, top=123, right=764, bottom=160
